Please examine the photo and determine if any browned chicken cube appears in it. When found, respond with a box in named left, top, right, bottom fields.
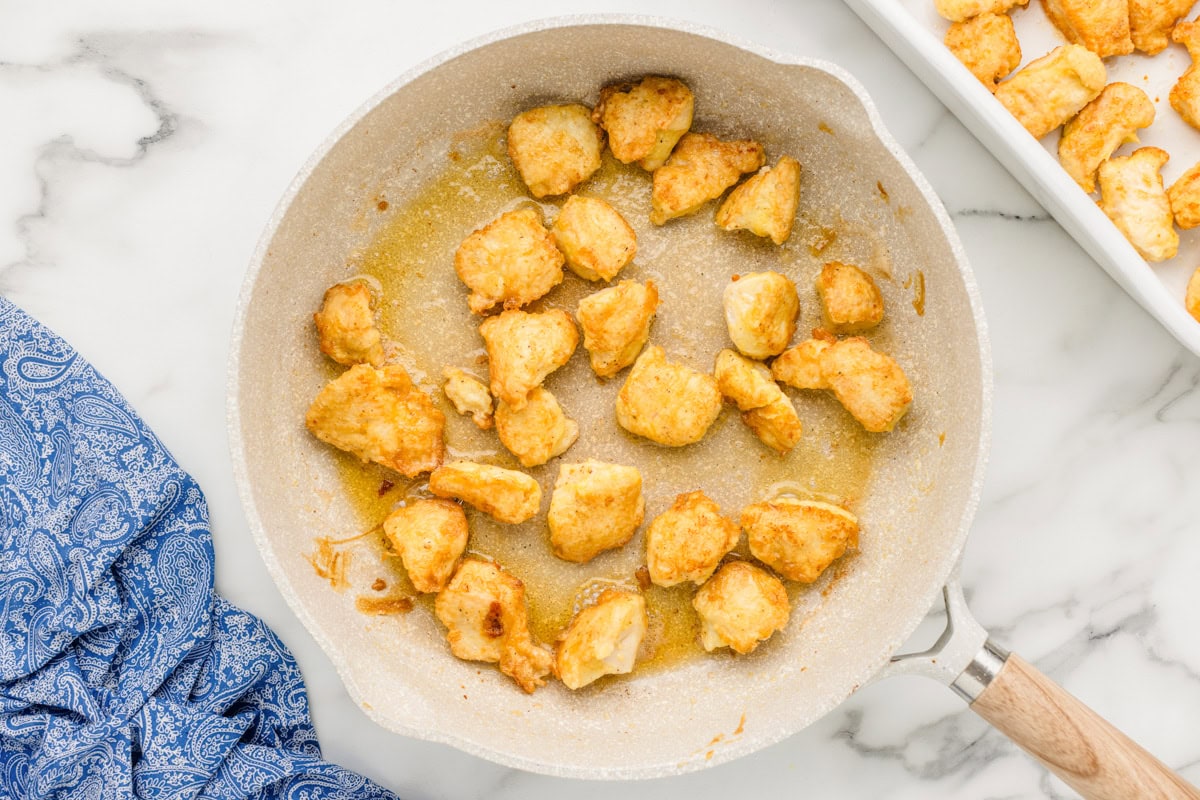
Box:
left=1059, top=83, right=1156, bottom=194
left=1168, top=161, right=1200, bottom=230
left=313, top=281, right=385, bottom=367
left=615, top=346, right=723, bottom=447
left=714, top=349, right=803, bottom=454
left=692, top=561, right=790, bottom=655
left=772, top=338, right=831, bottom=391
left=547, top=460, right=644, bottom=563
left=576, top=280, right=659, bottom=377
left=383, top=498, right=469, bottom=593
left=650, top=133, right=765, bottom=225
left=494, top=386, right=579, bottom=468
left=429, top=461, right=541, bottom=524
left=507, top=104, right=603, bottom=198
left=934, top=0, right=1028, bottom=23
left=1130, top=0, right=1196, bottom=55
left=817, top=262, right=884, bottom=333
left=552, top=196, right=637, bottom=282
left=454, top=208, right=565, bottom=314
left=995, top=45, right=1106, bottom=140
left=715, top=156, right=802, bottom=244
left=944, top=13, right=1021, bottom=92
left=1173, top=22, right=1200, bottom=132
left=742, top=498, right=859, bottom=583
left=820, top=338, right=913, bottom=433
left=645, top=491, right=741, bottom=587
left=1188, top=267, right=1200, bottom=323
left=479, top=308, right=578, bottom=411
left=723, top=271, right=800, bottom=359
left=1042, top=0, right=1133, bottom=58
left=442, top=367, right=493, bottom=430
left=1097, top=147, right=1179, bottom=263
left=554, top=589, right=647, bottom=690
left=593, top=76, right=694, bottom=170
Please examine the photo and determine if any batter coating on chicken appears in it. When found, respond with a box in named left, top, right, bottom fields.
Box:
left=554, top=589, right=647, bottom=690
left=383, top=498, right=469, bottom=594
left=772, top=338, right=831, bottom=391
left=479, top=308, right=578, bottom=411
left=995, top=45, right=1106, bottom=140
left=1097, top=147, right=1179, bottom=263
left=714, top=349, right=803, bottom=454
left=817, top=262, right=884, bottom=333
left=434, top=558, right=553, bottom=693
left=692, top=561, right=790, bottom=655
left=723, top=271, right=800, bottom=359
left=552, top=196, right=637, bottom=282
left=576, top=280, right=659, bottom=377
left=313, top=281, right=385, bottom=367
left=454, top=208, right=565, bottom=314
left=593, top=76, right=694, bottom=171
left=494, top=386, right=579, bottom=468
left=615, top=346, right=723, bottom=447
left=442, top=367, right=493, bottom=430
left=1172, top=22, right=1200, bottom=132
left=1130, top=0, right=1196, bottom=55
left=715, top=156, right=802, bottom=244
left=305, top=364, right=444, bottom=477
left=650, top=133, right=765, bottom=225
left=1059, top=83, right=1156, bottom=194
left=820, top=338, right=913, bottom=433
left=1169, top=162, right=1200, bottom=230
left=547, top=460, right=645, bottom=563
left=645, top=491, right=741, bottom=587
left=429, top=461, right=541, bottom=524
left=1042, top=0, right=1134, bottom=58
left=944, top=13, right=1021, bottom=93
left=1188, top=268, right=1200, bottom=322
left=742, top=498, right=859, bottom=583
left=934, top=0, right=1028, bottom=23
left=507, top=103, right=603, bottom=198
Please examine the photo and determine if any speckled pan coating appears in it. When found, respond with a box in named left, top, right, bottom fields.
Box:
left=227, top=16, right=993, bottom=780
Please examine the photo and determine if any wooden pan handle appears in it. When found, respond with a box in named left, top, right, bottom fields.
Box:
left=971, top=653, right=1200, bottom=800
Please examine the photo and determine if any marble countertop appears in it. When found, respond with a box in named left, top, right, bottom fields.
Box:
left=4, top=0, right=1198, bottom=796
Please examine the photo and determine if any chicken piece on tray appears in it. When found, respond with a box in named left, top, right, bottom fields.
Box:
left=933, top=0, right=1028, bottom=24
left=1059, top=83, right=1155, bottom=194
left=995, top=45, right=1106, bottom=140
left=555, top=589, right=647, bottom=690
left=1172, top=21, right=1200, bottom=132
left=1129, top=0, right=1196, bottom=55
left=615, top=346, right=723, bottom=447
left=454, top=208, right=565, bottom=314
left=944, top=13, right=1021, bottom=93
left=1187, top=267, right=1200, bottom=323
left=693, top=561, right=790, bottom=655
left=1041, top=0, right=1133, bottom=58
left=1097, top=147, right=1179, bottom=263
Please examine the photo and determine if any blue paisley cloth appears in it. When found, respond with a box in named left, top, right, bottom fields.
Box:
left=0, top=298, right=398, bottom=799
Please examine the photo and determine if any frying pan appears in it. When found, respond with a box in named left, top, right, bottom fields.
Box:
left=228, top=16, right=1199, bottom=797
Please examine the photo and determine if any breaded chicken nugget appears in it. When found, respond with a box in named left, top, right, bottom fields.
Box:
left=742, top=498, right=859, bottom=583
left=714, top=349, right=803, bottom=454
left=507, top=104, right=603, bottom=198
left=313, top=281, right=385, bottom=367
left=479, top=309, right=578, bottom=411
left=305, top=364, right=444, bottom=477
left=1188, top=267, right=1200, bottom=322
left=693, top=561, right=790, bottom=655
left=650, top=133, right=765, bottom=225
left=934, top=0, right=1028, bottom=23
left=1170, top=161, right=1200, bottom=229
left=1042, top=0, right=1133, bottom=58
left=715, top=156, right=802, bottom=244
left=576, top=280, right=659, bottom=377
left=429, top=461, right=541, bottom=524
left=593, top=76, right=694, bottom=170
left=817, top=262, right=885, bottom=333
left=819, top=338, right=913, bottom=433
left=1172, top=21, right=1200, bottom=131
left=494, top=386, right=579, bottom=468
left=772, top=339, right=831, bottom=391
left=615, top=346, right=723, bottom=447
left=1059, top=83, right=1155, bottom=194
left=434, top=558, right=552, bottom=693
left=995, top=45, right=1106, bottom=140
left=383, top=498, right=468, bottom=593
left=454, top=208, right=565, bottom=314
left=1130, top=0, right=1196, bottom=55
left=555, top=589, right=647, bottom=690
left=1097, top=147, right=1179, bottom=262
left=442, top=367, right=493, bottom=430
left=723, top=271, right=801, bottom=359
left=548, top=460, right=645, bottom=563
left=944, top=13, right=1022, bottom=92
left=551, top=196, right=637, bottom=282
left=645, top=491, right=741, bottom=587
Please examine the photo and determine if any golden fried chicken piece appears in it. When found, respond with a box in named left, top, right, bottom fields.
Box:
left=479, top=309, right=578, bottom=411
left=1130, top=0, right=1196, bottom=55
left=1059, top=83, right=1156, bottom=194
left=313, top=281, right=385, bottom=367
left=551, top=196, right=637, bottom=282
left=1188, top=267, right=1200, bottom=322
left=693, top=561, right=790, bottom=655
left=383, top=498, right=468, bottom=593
left=494, top=386, right=579, bottom=468
left=645, top=491, right=741, bottom=587
left=1172, top=22, right=1200, bottom=131
left=305, top=364, right=444, bottom=477
left=507, top=104, right=603, bottom=198
left=723, top=271, right=800, bottom=359
left=615, top=346, right=723, bottom=447
left=554, top=589, right=647, bottom=690
left=820, top=338, right=913, bottom=433
left=772, top=338, right=831, bottom=391
left=454, top=208, right=565, bottom=314
left=742, top=498, right=859, bottom=583
left=714, top=156, right=802, bottom=244
left=547, top=460, right=645, bottom=563
left=593, top=76, right=694, bottom=170
left=995, top=45, right=1106, bottom=140
left=817, top=262, right=884, bottom=333
left=934, top=0, right=1028, bottom=23
left=1169, top=161, right=1200, bottom=229
left=442, top=367, right=493, bottom=430
left=429, top=461, right=541, bottom=524
left=944, top=13, right=1022, bottom=92
left=1097, top=147, right=1179, bottom=263
left=650, top=133, right=765, bottom=225
left=1042, top=0, right=1133, bottom=58
left=434, top=558, right=553, bottom=693
left=576, top=280, right=659, bottom=377
left=714, top=349, right=803, bottom=454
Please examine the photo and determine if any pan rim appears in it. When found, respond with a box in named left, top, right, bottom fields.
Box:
left=226, top=13, right=994, bottom=780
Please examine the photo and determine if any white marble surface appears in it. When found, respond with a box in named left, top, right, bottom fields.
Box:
left=3, top=0, right=1199, bottom=797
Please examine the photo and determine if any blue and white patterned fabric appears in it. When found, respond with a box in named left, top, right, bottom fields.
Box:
left=0, top=298, right=397, bottom=799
